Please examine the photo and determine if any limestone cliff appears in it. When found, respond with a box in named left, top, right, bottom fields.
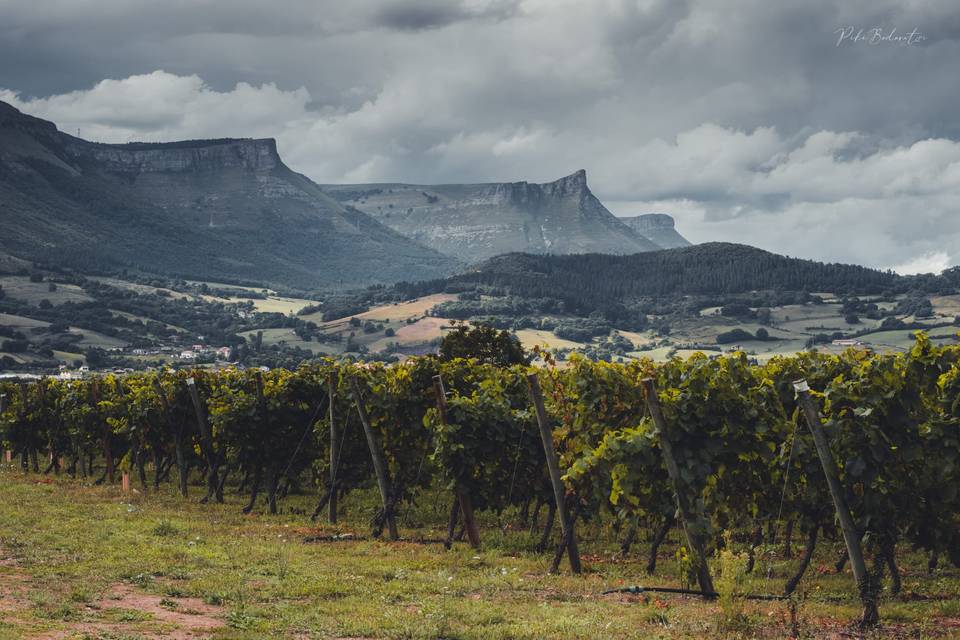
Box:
left=618, top=214, right=691, bottom=249
left=323, top=170, right=663, bottom=263
left=0, top=100, right=456, bottom=289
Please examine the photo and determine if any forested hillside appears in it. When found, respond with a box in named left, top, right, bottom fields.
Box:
left=395, top=243, right=949, bottom=317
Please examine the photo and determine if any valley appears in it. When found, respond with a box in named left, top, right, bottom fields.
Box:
left=5, top=259, right=956, bottom=376
left=0, top=99, right=957, bottom=377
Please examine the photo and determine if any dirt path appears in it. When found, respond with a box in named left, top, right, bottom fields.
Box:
left=0, top=549, right=224, bottom=639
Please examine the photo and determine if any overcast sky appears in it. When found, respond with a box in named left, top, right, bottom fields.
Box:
left=1, top=0, right=958, bottom=273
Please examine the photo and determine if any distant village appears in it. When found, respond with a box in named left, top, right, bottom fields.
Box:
left=0, top=341, right=245, bottom=381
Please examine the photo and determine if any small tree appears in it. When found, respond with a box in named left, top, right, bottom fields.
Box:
left=84, top=347, right=107, bottom=368
left=845, top=313, right=860, bottom=325
left=439, top=323, right=528, bottom=366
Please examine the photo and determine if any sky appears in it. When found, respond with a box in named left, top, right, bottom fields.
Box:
left=1, top=0, right=958, bottom=273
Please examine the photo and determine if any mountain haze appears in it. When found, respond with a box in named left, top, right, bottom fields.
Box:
left=0, top=100, right=456, bottom=289
left=323, top=170, right=670, bottom=263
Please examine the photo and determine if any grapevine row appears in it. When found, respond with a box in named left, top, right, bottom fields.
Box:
left=1, top=335, right=958, bottom=625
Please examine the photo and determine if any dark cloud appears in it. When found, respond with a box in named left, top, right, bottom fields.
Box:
left=0, top=0, right=957, bottom=271
left=373, top=0, right=518, bottom=31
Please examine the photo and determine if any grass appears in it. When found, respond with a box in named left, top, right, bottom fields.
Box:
left=248, top=296, right=315, bottom=315
left=238, top=327, right=337, bottom=355
left=0, top=464, right=958, bottom=639
left=0, top=276, right=93, bottom=307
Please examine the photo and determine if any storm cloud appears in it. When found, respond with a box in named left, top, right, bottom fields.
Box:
left=1, top=0, right=957, bottom=271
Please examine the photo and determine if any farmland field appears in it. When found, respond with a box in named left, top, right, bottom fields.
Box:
left=0, top=276, right=93, bottom=307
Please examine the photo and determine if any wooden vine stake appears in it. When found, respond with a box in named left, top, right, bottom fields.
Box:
left=114, top=378, right=146, bottom=491
left=432, top=375, right=481, bottom=550
left=0, top=393, right=9, bottom=463
left=327, top=375, right=339, bottom=524
left=526, top=373, right=582, bottom=574
left=641, top=377, right=715, bottom=594
left=151, top=378, right=187, bottom=497
left=186, top=376, right=221, bottom=503
left=350, top=376, right=399, bottom=540
left=91, top=379, right=115, bottom=483
left=794, top=379, right=877, bottom=627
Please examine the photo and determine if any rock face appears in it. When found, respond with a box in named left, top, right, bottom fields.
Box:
left=323, top=170, right=664, bottom=263
left=73, top=138, right=282, bottom=173
left=618, top=214, right=691, bottom=249
left=0, top=100, right=456, bottom=289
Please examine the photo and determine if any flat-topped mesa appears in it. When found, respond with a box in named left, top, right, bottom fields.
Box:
left=324, top=169, right=662, bottom=262
left=619, top=214, right=691, bottom=249
left=66, top=138, right=282, bottom=173
left=626, top=213, right=675, bottom=230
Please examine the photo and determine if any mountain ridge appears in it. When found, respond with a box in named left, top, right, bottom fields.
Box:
left=322, top=170, right=677, bottom=262
left=0, top=100, right=458, bottom=290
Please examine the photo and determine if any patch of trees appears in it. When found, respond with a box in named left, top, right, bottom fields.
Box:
left=1, top=339, right=29, bottom=353
left=553, top=316, right=613, bottom=342
left=895, top=295, right=934, bottom=318
left=321, top=300, right=370, bottom=322
left=721, top=303, right=755, bottom=319
left=716, top=328, right=757, bottom=345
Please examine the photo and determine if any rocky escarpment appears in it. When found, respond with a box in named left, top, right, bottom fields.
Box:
left=323, top=170, right=663, bottom=263
left=66, top=138, right=282, bottom=173
left=619, top=214, right=691, bottom=249
left=0, top=100, right=456, bottom=289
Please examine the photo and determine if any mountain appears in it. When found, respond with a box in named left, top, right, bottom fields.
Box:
left=0, top=100, right=457, bottom=290
left=618, top=214, right=690, bottom=249
left=322, top=170, right=664, bottom=263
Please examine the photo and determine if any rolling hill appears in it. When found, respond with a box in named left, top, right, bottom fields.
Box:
left=393, top=243, right=935, bottom=320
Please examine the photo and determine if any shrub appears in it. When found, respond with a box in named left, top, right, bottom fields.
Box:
left=152, top=520, right=179, bottom=536
left=1, top=339, right=29, bottom=353
left=716, top=328, right=754, bottom=344
left=714, top=534, right=754, bottom=634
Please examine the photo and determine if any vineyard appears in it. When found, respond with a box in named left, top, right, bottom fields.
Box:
left=2, top=334, right=960, bottom=636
